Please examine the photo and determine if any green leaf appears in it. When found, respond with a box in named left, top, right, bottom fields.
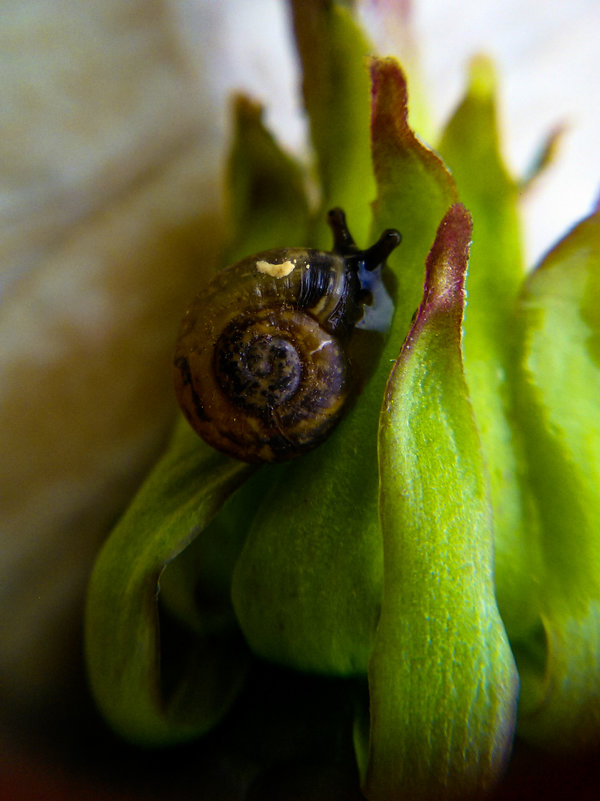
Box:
left=225, top=95, right=311, bottom=260
left=231, top=57, right=457, bottom=677
left=361, top=204, right=518, bottom=801
left=84, top=420, right=255, bottom=745
left=370, top=57, right=458, bottom=325
left=84, top=26, right=328, bottom=743
left=437, top=56, right=539, bottom=639
left=513, top=208, right=600, bottom=751
left=84, top=81, right=316, bottom=745
left=290, top=0, right=375, bottom=245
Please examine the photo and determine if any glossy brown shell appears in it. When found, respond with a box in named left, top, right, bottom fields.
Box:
left=173, top=247, right=361, bottom=463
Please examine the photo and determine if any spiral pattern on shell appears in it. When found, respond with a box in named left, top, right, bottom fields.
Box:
left=174, top=248, right=354, bottom=462
left=173, top=210, right=402, bottom=463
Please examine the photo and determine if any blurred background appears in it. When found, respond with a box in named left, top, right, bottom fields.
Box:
left=1, top=0, right=598, bottom=797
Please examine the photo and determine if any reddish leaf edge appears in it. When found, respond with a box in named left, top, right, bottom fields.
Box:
left=388, top=203, right=473, bottom=388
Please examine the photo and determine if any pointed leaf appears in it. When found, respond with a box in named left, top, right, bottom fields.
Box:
left=438, top=56, right=537, bottom=638
left=362, top=205, right=519, bottom=800
left=290, top=0, right=375, bottom=245
left=225, top=95, right=311, bottom=260
left=370, top=57, right=458, bottom=326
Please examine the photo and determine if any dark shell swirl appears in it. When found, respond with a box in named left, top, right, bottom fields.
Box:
left=173, top=248, right=360, bottom=463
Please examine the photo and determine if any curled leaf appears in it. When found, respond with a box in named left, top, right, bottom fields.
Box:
left=84, top=78, right=314, bottom=745
left=85, top=421, right=255, bottom=745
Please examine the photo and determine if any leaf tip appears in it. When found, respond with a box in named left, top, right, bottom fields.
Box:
left=369, top=56, right=409, bottom=128
left=420, top=202, right=473, bottom=319
left=467, top=53, right=497, bottom=99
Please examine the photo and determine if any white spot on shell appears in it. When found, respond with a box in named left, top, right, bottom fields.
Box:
left=256, top=259, right=296, bottom=278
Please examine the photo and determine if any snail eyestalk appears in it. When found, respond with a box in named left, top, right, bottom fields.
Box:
left=327, top=207, right=401, bottom=272
left=328, top=207, right=357, bottom=253
left=361, top=229, right=403, bottom=272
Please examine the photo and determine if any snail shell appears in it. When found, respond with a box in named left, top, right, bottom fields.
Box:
left=174, top=209, right=401, bottom=463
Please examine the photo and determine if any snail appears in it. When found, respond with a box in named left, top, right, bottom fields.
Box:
left=173, top=208, right=401, bottom=463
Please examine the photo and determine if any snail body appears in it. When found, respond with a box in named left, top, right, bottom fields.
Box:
left=174, top=209, right=401, bottom=463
